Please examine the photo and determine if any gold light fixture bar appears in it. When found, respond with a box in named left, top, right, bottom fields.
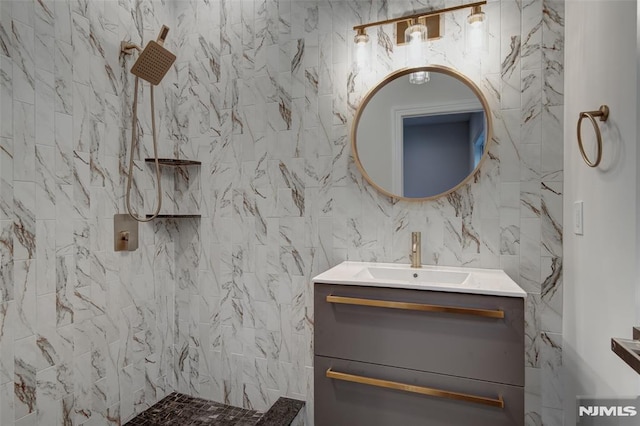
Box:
left=352, top=1, right=487, bottom=44
left=352, top=1, right=487, bottom=32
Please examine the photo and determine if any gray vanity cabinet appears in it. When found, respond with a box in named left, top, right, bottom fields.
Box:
left=314, top=283, right=525, bottom=426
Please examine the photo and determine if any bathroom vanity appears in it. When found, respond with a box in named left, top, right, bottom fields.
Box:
left=313, top=261, right=526, bottom=426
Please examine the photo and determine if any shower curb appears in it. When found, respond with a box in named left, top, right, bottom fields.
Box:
left=256, top=397, right=306, bottom=426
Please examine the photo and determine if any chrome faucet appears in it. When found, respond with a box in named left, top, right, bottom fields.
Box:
left=410, top=232, right=421, bottom=268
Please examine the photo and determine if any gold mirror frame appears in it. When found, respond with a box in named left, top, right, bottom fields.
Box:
left=351, top=65, right=493, bottom=201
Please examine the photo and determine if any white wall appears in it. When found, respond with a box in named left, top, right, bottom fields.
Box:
left=563, top=1, right=639, bottom=424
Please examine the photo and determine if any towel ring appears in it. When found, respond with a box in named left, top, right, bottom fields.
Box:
left=577, top=105, right=609, bottom=167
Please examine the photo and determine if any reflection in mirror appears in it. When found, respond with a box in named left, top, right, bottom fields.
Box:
left=353, top=66, right=492, bottom=200
left=402, top=110, right=485, bottom=197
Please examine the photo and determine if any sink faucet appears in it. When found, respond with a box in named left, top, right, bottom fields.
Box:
left=410, top=232, right=421, bottom=268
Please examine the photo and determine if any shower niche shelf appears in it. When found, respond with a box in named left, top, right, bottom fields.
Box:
left=145, top=158, right=201, bottom=166
left=145, top=158, right=201, bottom=219
left=146, top=214, right=201, bottom=219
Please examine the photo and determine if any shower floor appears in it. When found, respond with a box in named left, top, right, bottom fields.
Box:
left=125, top=392, right=305, bottom=426
left=125, top=392, right=264, bottom=426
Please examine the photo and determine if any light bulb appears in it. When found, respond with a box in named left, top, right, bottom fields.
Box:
left=404, top=21, right=429, bottom=84
left=467, top=8, right=485, bottom=27
left=353, top=30, right=370, bottom=71
left=405, top=22, right=427, bottom=46
left=465, top=6, right=488, bottom=53
left=354, top=33, right=369, bottom=46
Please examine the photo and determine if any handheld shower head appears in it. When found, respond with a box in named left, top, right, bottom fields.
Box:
left=122, top=25, right=176, bottom=223
left=130, top=25, right=176, bottom=86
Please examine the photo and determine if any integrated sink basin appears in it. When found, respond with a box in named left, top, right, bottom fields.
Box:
left=313, top=261, right=526, bottom=297
left=355, top=266, right=469, bottom=285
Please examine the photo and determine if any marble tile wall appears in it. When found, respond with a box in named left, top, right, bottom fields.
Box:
left=0, top=0, right=182, bottom=424
left=172, top=0, right=564, bottom=425
left=0, top=0, right=564, bottom=425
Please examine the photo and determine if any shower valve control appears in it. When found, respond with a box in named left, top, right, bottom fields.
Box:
left=114, top=214, right=139, bottom=252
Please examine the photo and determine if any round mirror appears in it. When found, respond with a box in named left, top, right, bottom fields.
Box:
left=352, top=65, right=493, bottom=200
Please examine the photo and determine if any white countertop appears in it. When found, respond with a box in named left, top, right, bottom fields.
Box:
left=312, top=261, right=527, bottom=298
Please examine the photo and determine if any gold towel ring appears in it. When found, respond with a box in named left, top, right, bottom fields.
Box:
left=577, top=105, right=609, bottom=167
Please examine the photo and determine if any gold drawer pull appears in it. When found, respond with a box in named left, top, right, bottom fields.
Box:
left=326, top=368, right=504, bottom=409
left=326, top=295, right=504, bottom=319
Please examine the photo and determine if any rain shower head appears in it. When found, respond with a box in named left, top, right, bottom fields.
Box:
left=130, top=25, right=176, bottom=86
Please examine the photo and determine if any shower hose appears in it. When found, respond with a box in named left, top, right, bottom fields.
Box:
left=125, top=76, right=162, bottom=222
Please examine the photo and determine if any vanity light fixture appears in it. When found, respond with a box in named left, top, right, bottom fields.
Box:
left=352, top=1, right=488, bottom=71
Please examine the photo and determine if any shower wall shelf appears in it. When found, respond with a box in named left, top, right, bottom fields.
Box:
left=144, top=158, right=201, bottom=219
left=146, top=214, right=201, bottom=219
left=145, top=158, right=201, bottom=166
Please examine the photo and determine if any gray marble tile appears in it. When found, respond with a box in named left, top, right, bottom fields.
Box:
left=542, top=0, right=564, bottom=107
left=520, top=218, right=541, bottom=294
left=13, top=259, right=36, bottom=340
left=54, top=40, right=72, bottom=114
left=0, top=380, right=14, bottom=425
left=11, top=19, right=35, bottom=105
left=34, top=0, right=55, bottom=74
left=500, top=0, right=522, bottom=110
left=0, top=1, right=13, bottom=59
left=521, top=69, right=542, bottom=147
left=0, top=302, right=15, bottom=384
left=525, top=293, right=541, bottom=367
left=541, top=181, right=562, bottom=257
left=541, top=105, right=563, bottom=181
left=14, top=336, right=37, bottom=420
left=0, top=226, right=12, bottom=295
left=540, top=332, right=563, bottom=410
left=13, top=101, right=35, bottom=182
left=522, top=0, right=542, bottom=72
left=35, top=70, right=55, bottom=146
left=54, top=112, right=73, bottom=185
left=496, top=109, right=522, bottom=182
left=55, top=255, right=74, bottom=328
left=525, top=367, right=542, bottom=425
left=0, top=55, right=12, bottom=139
left=540, top=256, right=562, bottom=333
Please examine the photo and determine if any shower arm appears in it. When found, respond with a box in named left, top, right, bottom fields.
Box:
left=121, top=26, right=169, bottom=56
left=120, top=41, right=142, bottom=55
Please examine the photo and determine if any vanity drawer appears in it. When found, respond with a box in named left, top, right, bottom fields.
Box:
left=315, top=355, right=524, bottom=426
left=314, top=283, right=524, bottom=386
